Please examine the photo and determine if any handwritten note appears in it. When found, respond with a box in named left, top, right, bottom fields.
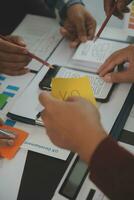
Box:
left=51, top=76, right=96, bottom=106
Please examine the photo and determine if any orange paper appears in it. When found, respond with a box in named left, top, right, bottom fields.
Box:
left=0, top=125, right=28, bottom=159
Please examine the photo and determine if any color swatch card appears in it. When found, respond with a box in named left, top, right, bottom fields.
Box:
left=0, top=125, right=28, bottom=159
left=125, top=2, right=134, bottom=36
left=51, top=76, right=96, bottom=106
left=0, top=94, right=8, bottom=110
left=0, top=73, right=35, bottom=115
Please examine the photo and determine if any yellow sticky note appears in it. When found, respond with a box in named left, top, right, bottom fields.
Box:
left=51, top=76, right=96, bottom=106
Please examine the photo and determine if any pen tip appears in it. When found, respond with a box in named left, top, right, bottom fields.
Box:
left=48, top=63, right=54, bottom=69
left=93, top=36, right=98, bottom=43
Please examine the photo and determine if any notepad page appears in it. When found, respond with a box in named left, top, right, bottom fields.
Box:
left=72, top=38, right=128, bottom=71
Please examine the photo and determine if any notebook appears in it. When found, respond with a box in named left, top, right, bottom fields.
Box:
left=72, top=38, right=129, bottom=73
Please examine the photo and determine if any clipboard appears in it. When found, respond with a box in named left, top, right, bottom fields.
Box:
left=39, top=65, right=115, bottom=103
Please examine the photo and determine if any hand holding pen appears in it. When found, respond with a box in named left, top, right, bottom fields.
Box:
left=104, top=0, right=131, bottom=20
left=0, top=35, right=31, bottom=76
left=0, top=35, right=53, bottom=76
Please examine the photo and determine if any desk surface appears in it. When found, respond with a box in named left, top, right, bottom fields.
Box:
left=1, top=1, right=134, bottom=200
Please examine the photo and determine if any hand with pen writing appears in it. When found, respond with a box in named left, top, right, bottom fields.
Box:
left=39, top=92, right=106, bottom=164
left=0, top=35, right=31, bottom=76
left=0, top=119, right=16, bottom=147
left=98, top=45, right=134, bottom=83
left=104, top=0, right=132, bottom=19
left=60, top=4, right=96, bottom=48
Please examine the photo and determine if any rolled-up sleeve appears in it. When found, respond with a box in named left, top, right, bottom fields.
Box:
left=90, top=136, right=134, bottom=200
left=56, top=0, right=84, bottom=21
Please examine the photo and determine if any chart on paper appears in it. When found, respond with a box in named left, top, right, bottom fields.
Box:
left=0, top=73, right=35, bottom=117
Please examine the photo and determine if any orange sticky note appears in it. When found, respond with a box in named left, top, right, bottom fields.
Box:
left=0, top=125, right=28, bottom=159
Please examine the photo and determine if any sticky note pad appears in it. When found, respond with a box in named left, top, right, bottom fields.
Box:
left=0, top=94, right=8, bottom=109
left=51, top=76, right=96, bottom=105
left=0, top=125, right=28, bottom=159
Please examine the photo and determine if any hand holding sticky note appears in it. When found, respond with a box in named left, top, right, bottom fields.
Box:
left=51, top=76, right=96, bottom=106
left=0, top=125, right=28, bottom=159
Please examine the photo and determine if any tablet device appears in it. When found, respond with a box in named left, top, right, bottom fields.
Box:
left=39, top=65, right=115, bottom=102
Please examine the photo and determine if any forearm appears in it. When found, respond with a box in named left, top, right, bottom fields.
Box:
left=89, top=136, right=134, bottom=200
left=56, top=0, right=84, bottom=21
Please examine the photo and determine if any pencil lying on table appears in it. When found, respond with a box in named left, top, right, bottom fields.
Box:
left=0, top=35, right=53, bottom=69
left=94, top=3, right=117, bottom=42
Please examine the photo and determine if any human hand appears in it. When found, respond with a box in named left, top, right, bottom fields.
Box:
left=104, top=0, right=132, bottom=19
left=98, top=45, right=134, bottom=83
left=0, top=35, right=31, bottom=76
left=0, top=119, right=15, bottom=147
left=60, top=4, right=96, bottom=48
left=39, top=92, right=106, bottom=164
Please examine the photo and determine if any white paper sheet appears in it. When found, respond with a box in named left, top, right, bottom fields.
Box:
left=8, top=67, right=48, bottom=120
left=0, top=149, right=27, bottom=200
left=13, top=14, right=62, bottom=71
left=19, top=122, right=70, bottom=160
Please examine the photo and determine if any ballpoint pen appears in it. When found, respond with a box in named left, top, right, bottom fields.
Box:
left=0, top=35, right=53, bottom=69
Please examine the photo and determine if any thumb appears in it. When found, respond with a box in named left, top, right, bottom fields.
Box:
left=67, top=96, right=82, bottom=102
left=75, top=15, right=87, bottom=42
left=117, top=0, right=131, bottom=11
left=9, top=35, right=26, bottom=47
left=103, top=70, right=133, bottom=83
left=39, top=91, right=56, bottom=107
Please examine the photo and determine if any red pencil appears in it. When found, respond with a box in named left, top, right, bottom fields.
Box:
left=94, top=3, right=117, bottom=42
left=0, top=35, right=53, bottom=69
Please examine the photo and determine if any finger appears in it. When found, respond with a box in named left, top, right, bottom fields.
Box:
left=0, top=51, right=31, bottom=63
left=102, top=70, right=134, bottom=83
left=104, top=0, right=114, bottom=16
left=0, top=139, right=14, bottom=147
left=7, top=35, right=27, bottom=47
left=113, top=10, right=124, bottom=19
left=60, top=27, right=69, bottom=37
left=66, top=96, right=85, bottom=103
left=86, top=15, right=96, bottom=40
left=0, top=61, right=30, bottom=70
left=122, top=7, right=130, bottom=13
left=75, top=15, right=88, bottom=42
left=60, top=27, right=76, bottom=41
left=39, top=91, right=55, bottom=107
left=98, top=50, right=128, bottom=76
left=0, top=68, right=29, bottom=76
left=117, top=0, right=131, bottom=11
left=0, top=38, right=27, bottom=54
left=69, top=38, right=80, bottom=48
